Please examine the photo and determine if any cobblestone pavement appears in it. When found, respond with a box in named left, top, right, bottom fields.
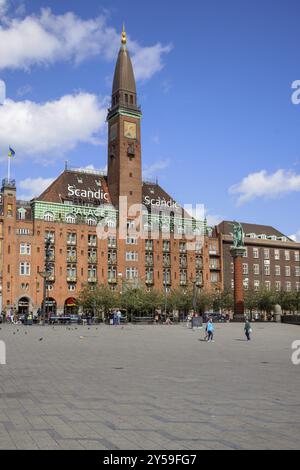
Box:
left=0, top=322, right=299, bottom=450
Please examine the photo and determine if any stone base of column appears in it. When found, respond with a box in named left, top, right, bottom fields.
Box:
left=231, top=314, right=246, bottom=322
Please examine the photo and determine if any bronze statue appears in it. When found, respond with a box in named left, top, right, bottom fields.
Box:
left=232, top=221, right=244, bottom=248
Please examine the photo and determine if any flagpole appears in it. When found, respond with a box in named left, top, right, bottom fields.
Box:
left=7, top=155, right=10, bottom=183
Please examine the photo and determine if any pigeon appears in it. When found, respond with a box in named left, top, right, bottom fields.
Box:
left=39, top=338, right=43, bottom=341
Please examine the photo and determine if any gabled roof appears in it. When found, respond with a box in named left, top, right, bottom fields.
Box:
left=34, top=170, right=112, bottom=206
left=217, top=220, right=291, bottom=240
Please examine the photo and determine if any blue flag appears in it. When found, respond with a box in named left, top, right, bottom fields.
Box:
left=8, top=147, right=15, bottom=158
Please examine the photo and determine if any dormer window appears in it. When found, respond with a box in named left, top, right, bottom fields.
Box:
left=44, top=211, right=54, bottom=222
left=18, top=208, right=26, bottom=220
left=66, top=214, right=76, bottom=224
left=77, top=178, right=83, bottom=184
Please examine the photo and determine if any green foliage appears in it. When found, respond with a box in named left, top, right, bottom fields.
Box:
left=78, top=284, right=119, bottom=318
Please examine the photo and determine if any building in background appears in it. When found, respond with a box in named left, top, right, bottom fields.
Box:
left=217, top=221, right=300, bottom=293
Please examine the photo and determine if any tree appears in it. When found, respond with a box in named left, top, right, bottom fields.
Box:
left=195, top=289, right=213, bottom=314
left=244, top=289, right=259, bottom=319
left=168, top=288, right=193, bottom=315
left=78, top=284, right=118, bottom=320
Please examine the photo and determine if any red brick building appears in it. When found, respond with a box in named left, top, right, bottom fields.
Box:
left=0, top=28, right=221, bottom=316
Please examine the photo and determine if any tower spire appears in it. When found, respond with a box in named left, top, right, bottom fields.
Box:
left=121, top=23, right=127, bottom=45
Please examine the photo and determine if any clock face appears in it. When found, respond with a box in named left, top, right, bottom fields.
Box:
left=110, top=123, right=118, bottom=142
left=124, top=121, right=137, bottom=140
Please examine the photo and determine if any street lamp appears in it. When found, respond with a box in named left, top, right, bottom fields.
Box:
left=38, top=235, right=52, bottom=325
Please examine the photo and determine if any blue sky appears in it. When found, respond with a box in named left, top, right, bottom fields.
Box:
left=0, top=0, right=300, bottom=239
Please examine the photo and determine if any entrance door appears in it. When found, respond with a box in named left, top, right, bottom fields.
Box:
left=18, top=297, right=30, bottom=315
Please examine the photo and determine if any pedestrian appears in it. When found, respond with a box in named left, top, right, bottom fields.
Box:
left=244, top=318, right=252, bottom=341
left=165, top=314, right=172, bottom=325
left=206, top=319, right=214, bottom=342
left=116, top=309, right=122, bottom=326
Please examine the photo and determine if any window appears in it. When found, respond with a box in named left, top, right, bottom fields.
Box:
left=243, top=278, right=249, bottom=290
left=275, top=281, right=281, bottom=291
left=44, top=212, right=54, bottom=222
left=254, top=280, right=260, bottom=291
left=275, top=265, right=281, bottom=276
left=108, top=267, right=117, bottom=280
left=285, top=266, right=291, bottom=277
left=253, top=248, right=259, bottom=259
left=20, top=262, right=30, bottom=276
left=264, top=249, right=270, bottom=260
left=17, top=228, right=30, bottom=235
left=87, top=217, right=97, bottom=226
left=108, top=236, right=117, bottom=248
left=242, top=263, right=248, bottom=275
left=274, top=249, right=280, bottom=260
left=264, top=265, right=270, bottom=276
left=126, top=236, right=138, bottom=245
left=285, top=250, right=290, bottom=261
left=67, top=233, right=77, bottom=245
left=210, top=272, right=220, bottom=283
left=66, top=214, right=76, bottom=224
left=265, top=281, right=271, bottom=291
left=242, top=248, right=248, bottom=258
left=296, top=282, right=300, bottom=292
left=88, top=234, right=97, bottom=246
left=20, top=243, right=31, bottom=255
left=286, top=281, right=291, bottom=292
left=126, top=252, right=138, bottom=261
left=295, top=251, right=300, bottom=262
left=18, top=208, right=26, bottom=220
left=126, top=267, right=138, bottom=280
left=253, top=264, right=260, bottom=275
left=295, top=266, right=300, bottom=277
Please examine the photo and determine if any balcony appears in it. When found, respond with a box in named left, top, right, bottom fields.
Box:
left=67, top=276, right=77, bottom=283
left=48, top=275, right=55, bottom=282
left=88, top=256, right=97, bottom=264
left=146, top=278, right=154, bottom=285
left=145, top=245, right=153, bottom=252
left=108, top=242, right=117, bottom=249
left=67, top=255, right=77, bottom=263
left=108, top=278, right=117, bottom=284
left=180, top=280, right=187, bottom=286
left=163, top=245, right=170, bottom=253
left=163, top=260, right=171, bottom=268
left=88, top=240, right=97, bottom=247
left=108, top=258, right=117, bottom=266
left=67, top=240, right=76, bottom=246
left=88, top=277, right=97, bottom=283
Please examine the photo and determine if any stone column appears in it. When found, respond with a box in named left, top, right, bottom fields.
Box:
left=230, top=247, right=247, bottom=321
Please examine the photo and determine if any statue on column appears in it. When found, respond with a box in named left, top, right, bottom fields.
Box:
left=232, top=221, right=244, bottom=249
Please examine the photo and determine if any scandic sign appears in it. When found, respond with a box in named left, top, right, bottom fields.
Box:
left=144, top=195, right=180, bottom=209
left=68, top=184, right=109, bottom=202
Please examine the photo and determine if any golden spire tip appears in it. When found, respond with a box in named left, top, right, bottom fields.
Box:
left=121, top=23, right=127, bottom=45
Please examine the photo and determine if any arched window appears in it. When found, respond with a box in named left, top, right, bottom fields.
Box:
left=66, top=214, right=76, bottom=224
left=44, top=212, right=54, bottom=222
left=87, top=217, right=97, bottom=226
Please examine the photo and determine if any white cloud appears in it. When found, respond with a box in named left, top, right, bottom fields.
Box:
left=229, top=169, right=300, bottom=205
left=0, top=0, right=8, bottom=15
left=131, top=43, right=172, bottom=81
left=0, top=8, right=171, bottom=80
left=143, top=159, right=170, bottom=179
left=18, top=176, right=54, bottom=200
left=0, top=93, right=107, bottom=160
left=290, top=230, right=300, bottom=242
left=0, top=79, right=5, bottom=104
left=16, top=84, right=32, bottom=97
left=205, top=213, right=224, bottom=227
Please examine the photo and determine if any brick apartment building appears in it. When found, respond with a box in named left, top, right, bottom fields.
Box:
left=217, top=221, right=300, bottom=293
left=0, top=28, right=223, bottom=316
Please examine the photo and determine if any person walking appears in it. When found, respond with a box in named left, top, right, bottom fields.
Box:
left=206, top=319, right=214, bottom=342
left=244, top=318, right=252, bottom=341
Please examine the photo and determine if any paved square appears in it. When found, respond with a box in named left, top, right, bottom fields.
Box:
left=0, top=322, right=299, bottom=450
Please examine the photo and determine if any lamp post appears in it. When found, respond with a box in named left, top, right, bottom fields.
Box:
left=38, top=235, right=52, bottom=325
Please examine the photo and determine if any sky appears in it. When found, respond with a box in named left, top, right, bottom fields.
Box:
left=0, top=0, right=300, bottom=240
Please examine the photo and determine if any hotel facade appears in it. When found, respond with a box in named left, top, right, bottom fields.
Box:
left=0, top=29, right=299, bottom=316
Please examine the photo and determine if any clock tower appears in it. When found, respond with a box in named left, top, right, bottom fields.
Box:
left=107, top=26, right=142, bottom=210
